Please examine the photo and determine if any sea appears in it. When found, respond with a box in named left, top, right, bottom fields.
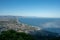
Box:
left=19, top=17, right=60, bottom=34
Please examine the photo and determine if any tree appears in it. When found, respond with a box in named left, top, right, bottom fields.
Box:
left=0, top=30, right=35, bottom=40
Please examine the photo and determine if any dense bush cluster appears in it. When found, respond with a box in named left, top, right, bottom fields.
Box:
left=0, top=30, right=34, bottom=40
left=0, top=30, right=60, bottom=40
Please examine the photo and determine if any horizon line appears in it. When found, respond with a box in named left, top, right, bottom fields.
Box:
left=0, top=15, right=60, bottom=18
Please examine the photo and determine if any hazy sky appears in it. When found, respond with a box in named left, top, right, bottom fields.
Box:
left=0, top=0, right=60, bottom=18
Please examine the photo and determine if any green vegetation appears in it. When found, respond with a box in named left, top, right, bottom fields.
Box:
left=0, top=30, right=60, bottom=40
left=0, top=30, right=35, bottom=40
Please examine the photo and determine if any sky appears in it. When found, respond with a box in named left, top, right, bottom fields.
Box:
left=0, top=0, right=60, bottom=18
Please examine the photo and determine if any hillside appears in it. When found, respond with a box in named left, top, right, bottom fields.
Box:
left=0, top=16, right=40, bottom=33
left=0, top=30, right=35, bottom=40
left=0, top=16, right=60, bottom=40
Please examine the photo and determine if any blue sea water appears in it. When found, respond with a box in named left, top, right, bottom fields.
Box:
left=19, top=17, right=60, bottom=27
left=19, top=17, right=60, bottom=34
